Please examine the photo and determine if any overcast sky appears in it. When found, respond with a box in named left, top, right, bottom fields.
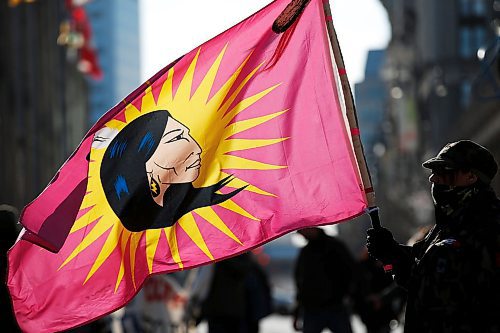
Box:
left=139, top=0, right=391, bottom=85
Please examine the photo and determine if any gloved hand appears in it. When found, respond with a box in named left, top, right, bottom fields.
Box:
left=366, top=227, right=400, bottom=264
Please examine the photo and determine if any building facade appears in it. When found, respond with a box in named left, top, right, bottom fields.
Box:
left=354, top=50, right=388, bottom=187
left=376, top=0, right=500, bottom=239
left=84, top=0, right=141, bottom=125
left=0, top=1, right=89, bottom=209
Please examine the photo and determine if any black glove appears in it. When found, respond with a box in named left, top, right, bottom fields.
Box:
left=366, top=227, right=400, bottom=264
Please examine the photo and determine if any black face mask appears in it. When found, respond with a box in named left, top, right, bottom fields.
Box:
left=431, top=183, right=478, bottom=216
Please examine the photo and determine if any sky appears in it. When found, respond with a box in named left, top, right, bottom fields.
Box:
left=139, top=0, right=391, bottom=85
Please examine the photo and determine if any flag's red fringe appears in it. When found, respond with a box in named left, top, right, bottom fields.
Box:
left=265, top=19, right=299, bottom=71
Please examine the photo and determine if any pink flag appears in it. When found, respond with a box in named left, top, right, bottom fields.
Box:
left=8, top=0, right=368, bottom=331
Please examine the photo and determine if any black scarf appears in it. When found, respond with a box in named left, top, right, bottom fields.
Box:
left=432, top=183, right=478, bottom=216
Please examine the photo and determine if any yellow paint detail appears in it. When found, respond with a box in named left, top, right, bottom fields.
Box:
left=221, top=154, right=286, bottom=170
left=217, top=199, right=260, bottom=221
left=84, top=223, right=123, bottom=283
left=165, top=226, right=183, bottom=269
left=222, top=84, right=281, bottom=122
left=196, top=207, right=243, bottom=244
left=207, top=51, right=254, bottom=112
left=140, top=86, right=157, bottom=114
left=175, top=48, right=200, bottom=104
left=60, top=216, right=115, bottom=269
left=105, top=119, right=127, bottom=131
left=156, top=68, right=175, bottom=107
left=218, top=60, right=264, bottom=115
left=129, top=232, right=143, bottom=289
left=178, top=214, right=214, bottom=260
left=124, top=104, right=141, bottom=123
left=223, top=109, right=287, bottom=140
left=190, top=44, right=227, bottom=107
left=220, top=138, right=288, bottom=153
left=224, top=180, right=276, bottom=198
left=115, top=229, right=131, bottom=292
left=145, top=229, right=162, bottom=274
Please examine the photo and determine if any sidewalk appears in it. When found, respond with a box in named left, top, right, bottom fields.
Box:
left=196, top=314, right=404, bottom=333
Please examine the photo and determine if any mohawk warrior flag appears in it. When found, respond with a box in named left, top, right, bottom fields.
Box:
left=8, top=0, right=368, bottom=331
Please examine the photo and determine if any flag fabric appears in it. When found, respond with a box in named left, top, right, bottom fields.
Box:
left=8, top=0, right=368, bottom=331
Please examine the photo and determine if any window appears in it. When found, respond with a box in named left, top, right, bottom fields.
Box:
left=458, top=0, right=489, bottom=59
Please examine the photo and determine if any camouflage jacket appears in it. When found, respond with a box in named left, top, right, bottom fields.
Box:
left=394, top=186, right=500, bottom=333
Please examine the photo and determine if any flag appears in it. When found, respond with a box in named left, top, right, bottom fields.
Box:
left=8, top=0, right=368, bottom=331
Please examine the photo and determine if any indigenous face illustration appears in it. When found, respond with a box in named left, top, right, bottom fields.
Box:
left=145, top=117, right=202, bottom=206
left=100, top=110, right=243, bottom=232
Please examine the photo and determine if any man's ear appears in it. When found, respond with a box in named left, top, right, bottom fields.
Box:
left=468, top=171, right=478, bottom=185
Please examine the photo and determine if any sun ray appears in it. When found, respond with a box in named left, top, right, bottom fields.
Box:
left=84, top=223, right=123, bottom=283
left=222, top=84, right=281, bottom=123
left=140, top=85, right=157, bottom=114
left=223, top=110, right=288, bottom=139
left=164, top=226, right=183, bottom=269
left=105, top=119, right=127, bottom=131
left=72, top=198, right=108, bottom=232
left=218, top=61, right=265, bottom=116
left=71, top=213, right=102, bottom=234
left=234, top=182, right=276, bottom=197
left=220, top=138, right=288, bottom=153
left=190, top=44, right=227, bottom=107
left=216, top=199, right=261, bottom=221
left=196, top=207, right=242, bottom=244
left=156, top=68, right=175, bottom=107
left=175, top=48, right=201, bottom=104
left=221, top=154, right=286, bottom=170
left=89, top=148, right=105, bottom=166
left=207, top=51, right=255, bottom=112
left=78, top=189, right=99, bottom=211
left=199, top=171, right=275, bottom=197
left=178, top=214, right=214, bottom=260
left=124, top=103, right=141, bottom=123
left=145, top=229, right=162, bottom=274
left=115, top=229, right=131, bottom=292
left=129, top=232, right=143, bottom=289
left=60, top=218, right=115, bottom=269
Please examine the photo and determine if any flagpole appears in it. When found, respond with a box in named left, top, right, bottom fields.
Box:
left=321, top=0, right=381, bottom=228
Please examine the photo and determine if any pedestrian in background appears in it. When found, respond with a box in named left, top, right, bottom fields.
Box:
left=201, top=252, right=251, bottom=333
left=0, top=204, right=21, bottom=332
left=353, top=247, right=406, bottom=333
left=293, top=227, right=356, bottom=333
left=243, top=252, right=272, bottom=333
left=367, top=140, right=500, bottom=332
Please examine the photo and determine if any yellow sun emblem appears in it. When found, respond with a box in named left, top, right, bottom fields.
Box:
left=59, top=44, right=288, bottom=291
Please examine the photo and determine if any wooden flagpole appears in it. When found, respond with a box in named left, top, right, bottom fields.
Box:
left=322, top=0, right=381, bottom=226
left=272, top=0, right=381, bottom=227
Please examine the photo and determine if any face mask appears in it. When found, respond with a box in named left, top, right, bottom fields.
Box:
left=431, top=183, right=477, bottom=216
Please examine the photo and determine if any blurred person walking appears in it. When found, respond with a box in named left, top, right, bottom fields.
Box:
left=353, top=248, right=406, bottom=333
left=201, top=253, right=251, bottom=333
left=0, top=205, right=21, bottom=332
left=243, top=252, right=272, bottom=333
left=187, top=252, right=271, bottom=333
left=366, top=140, right=500, bottom=333
left=293, top=227, right=356, bottom=333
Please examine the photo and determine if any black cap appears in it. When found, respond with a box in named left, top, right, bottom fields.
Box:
left=422, top=140, right=498, bottom=183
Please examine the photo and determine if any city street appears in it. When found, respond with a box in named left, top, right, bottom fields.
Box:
left=3, top=1, right=499, bottom=332
left=197, top=314, right=404, bottom=333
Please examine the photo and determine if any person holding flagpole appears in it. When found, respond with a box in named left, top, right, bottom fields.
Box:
left=366, top=140, right=500, bottom=333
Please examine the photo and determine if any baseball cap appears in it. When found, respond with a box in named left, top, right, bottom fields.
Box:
left=422, top=140, right=498, bottom=183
